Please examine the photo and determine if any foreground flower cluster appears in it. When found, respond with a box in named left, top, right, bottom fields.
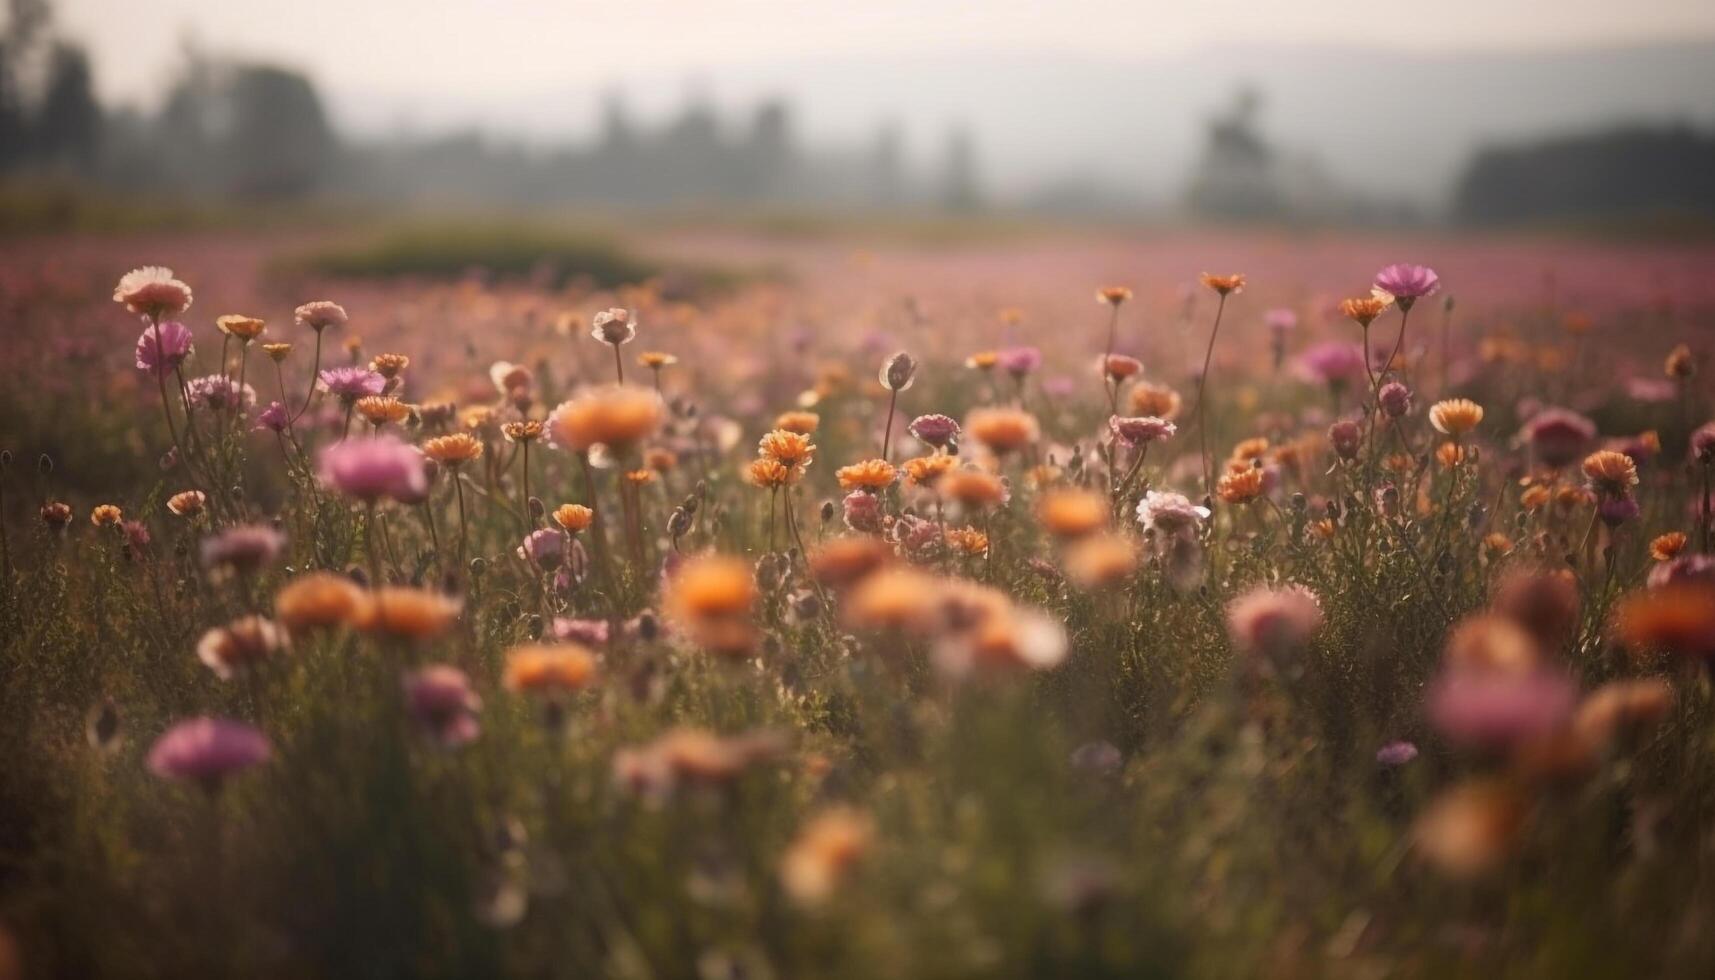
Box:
left=0, top=254, right=1712, bottom=978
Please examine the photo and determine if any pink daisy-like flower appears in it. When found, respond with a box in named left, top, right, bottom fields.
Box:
left=1108, top=415, right=1177, bottom=446
left=294, top=301, right=348, bottom=332
left=1135, top=490, right=1209, bottom=537
left=200, top=524, right=287, bottom=572
left=551, top=617, right=611, bottom=646
left=517, top=528, right=566, bottom=569
left=319, top=367, right=386, bottom=403
left=404, top=666, right=482, bottom=747
left=1296, top=342, right=1368, bottom=387
left=1226, top=584, right=1324, bottom=659
left=185, top=374, right=257, bottom=412
left=996, top=346, right=1042, bottom=377
left=907, top=414, right=961, bottom=449
left=1376, top=741, right=1418, bottom=767
left=146, top=717, right=271, bottom=787
left=317, top=434, right=430, bottom=503
left=843, top=490, right=883, bottom=533
left=1427, top=669, right=1577, bottom=751
left=1520, top=408, right=1597, bottom=469
left=114, top=266, right=193, bottom=319
left=255, top=401, right=290, bottom=433
left=134, top=321, right=195, bottom=377
left=1372, top=264, right=1440, bottom=309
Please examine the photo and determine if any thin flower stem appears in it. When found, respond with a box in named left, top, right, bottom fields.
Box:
left=454, top=470, right=470, bottom=567
left=880, top=389, right=898, bottom=460
left=611, top=343, right=625, bottom=384
left=1192, top=293, right=1229, bottom=498
left=290, top=329, right=324, bottom=424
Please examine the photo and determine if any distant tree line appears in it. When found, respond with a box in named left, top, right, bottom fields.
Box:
left=1453, top=124, right=1715, bottom=224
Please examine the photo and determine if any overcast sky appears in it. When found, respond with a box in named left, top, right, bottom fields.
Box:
left=57, top=0, right=1715, bottom=111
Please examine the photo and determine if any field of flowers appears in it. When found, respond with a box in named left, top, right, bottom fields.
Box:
left=1, top=225, right=1714, bottom=978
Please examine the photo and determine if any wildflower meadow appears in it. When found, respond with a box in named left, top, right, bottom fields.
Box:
left=1, top=229, right=1714, bottom=979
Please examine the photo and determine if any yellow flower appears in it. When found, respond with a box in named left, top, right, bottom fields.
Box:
left=422, top=433, right=484, bottom=466
left=216, top=314, right=266, bottom=340
left=836, top=458, right=898, bottom=492
left=552, top=503, right=593, bottom=532
left=1429, top=398, right=1484, bottom=437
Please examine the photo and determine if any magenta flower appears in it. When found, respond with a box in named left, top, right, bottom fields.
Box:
left=1108, top=415, right=1176, bottom=446
left=1692, top=421, right=1715, bottom=464
left=122, top=520, right=151, bottom=553
left=404, top=666, right=482, bottom=747
left=997, top=346, right=1042, bottom=377
left=551, top=617, right=611, bottom=646
left=255, top=400, right=290, bottom=433
left=1226, top=584, right=1324, bottom=660
left=843, top=490, right=883, bottom=533
left=517, top=528, right=565, bottom=568
left=134, top=321, right=195, bottom=377
left=200, top=524, right=287, bottom=573
left=317, top=435, right=429, bottom=503
left=1378, top=381, right=1412, bottom=418
left=185, top=374, right=256, bottom=412
left=907, top=414, right=961, bottom=449
left=1264, top=308, right=1298, bottom=332
left=1427, top=669, right=1576, bottom=751
left=1328, top=419, right=1363, bottom=460
left=1375, top=741, right=1418, bottom=767
left=1520, top=408, right=1597, bottom=469
left=1296, top=342, right=1367, bottom=387
left=1649, top=554, right=1715, bottom=589
left=1372, top=264, right=1440, bottom=309
left=319, top=366, right=386, bottom=402
left=146, top=717, right=271, bottom=787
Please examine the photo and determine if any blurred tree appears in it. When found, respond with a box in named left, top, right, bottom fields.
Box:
left=32, top=41, right=99, bottom=170
left=224, top=65, right=334, bottom=199
left=938, top=125, right=981, bottom=212
left=1187, top=87, right=1284, bottom=221
left=1455, top=125, right=1715, bottom=224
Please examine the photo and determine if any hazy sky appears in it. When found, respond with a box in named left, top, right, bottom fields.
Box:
left=56, top=0, right=1715, bottom=112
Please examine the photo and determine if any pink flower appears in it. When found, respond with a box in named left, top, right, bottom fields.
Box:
left=1265, top=308, right=1298, bottom=332
left=200, top=524, right=287, bottom=572
left=1378, top=381, right=1412, bottom=418
left=1372, top=264, right=1440, bottom=308
left=147, top=717, right=271, bottom=786
left=317, top=435, right=430, bottom=503
left=185, top=374, right=256, bottom=412
left=404, top=666, right=482, bottom=747
left=551, top=617, right=611, bottom=645
left=997, top=346, right=1042, bottom=377
left=255, top=401, right=290, bottom=433
left=1296, top=342, right=1367, bottom=387
left=908, top=414, right=960, bottom=448
left=517, top=528, right=565, bottom=568
left=1692, top=421, right=1715, bottom=464
left=1226, top=584, right=1324, bottom=659
left=1520, top=408, right=1596, bottom=468
left=1108, top=415, right=1177, bottom=446
left=115, top=266, right=193, bottom=318
left=1135, top=490, right=1209, bottom=536
left=1328, top=420, right=1362, bottom=460
left=1376, top=741, right=1418, bottom=767
left=294, top=301, right=348, bottom=332
left=319, top=367, right=386, bottom=402
left=134, top=321, right=195, bottom=377
left=843, top=490, right=883, bottom=533
left=1427, top=669, right=1576, bottom=751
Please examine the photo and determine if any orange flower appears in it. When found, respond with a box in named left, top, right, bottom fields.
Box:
left=90, top=504, right=123, bottom=527
left=965, top=350, right=999, bottom=370
left=1483, top=533, right=1513, bottom=556
left=354, top=587, right=462, bottom=642
left=1435, top=441, right=1466, bottom=469
left=637, top=350, right=677, bottom=369
left=903, top=454, right=957, bottom=487
left=1413, top=780, right=1530, bottom=878
left=1036, top=488, right=1108, bottom=539
left=836, top=458, right=897, bottom=492
left=355, top=396, right=410, bottom=426
left=262, top=342, right=293, bottom=362
left=1650, top=532, right=1688, bottom=562
left=939, top=469, right=1007, bottom=510
left=1128, top=382, right=1183, bottom=420
left=747, top=458, right=795, bottom=489
left=552, top=503, right=593, bottom=532
left=773, top=410, right=820, bottom=435
left=546, top=384, right=666, bottom=452
left=1338, top=296, right=1389, bottom=327
left=843, top=567, right=943, bottom=634
left=1444, top=614, right=1540, bottom=674
left=422, top=433, right=483, bottom=466
left=274, top=572, right=371, bottom=634
left=759, top=429, right=817, bottom=470
left=1097, top=286, right=1133, bottom=306
left=965, top=408, right=1040, bottom=455
left=810, top=537, right=893, bottom=588
left=1614, top=584, right=1715, bottom=660
left=166, top=490, right=207, bottom=517
left=664, top=554, right=758, bottom=657
left=1200, top=273, right=1246, bottom=295
left=503, top=643, right=599, bottom=695
left=1665, top=343, right=1695, bottom=380
left=1429, top=398, right=1484, bottom=436
left=1581, top=450, right=1638, bottom=495
left=502, top=420, right=544, bottom=443
left=1063, top=533, right=1138, bottom=589
left=1216, top=466, right=1265, bottom=504
left=944, top=526, right=990, bottom=557
left=780, top=808, right=874, bottom=905
left=215, top=314, right=266, bottom=341
left=369, top=353, right=410, bottom=378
